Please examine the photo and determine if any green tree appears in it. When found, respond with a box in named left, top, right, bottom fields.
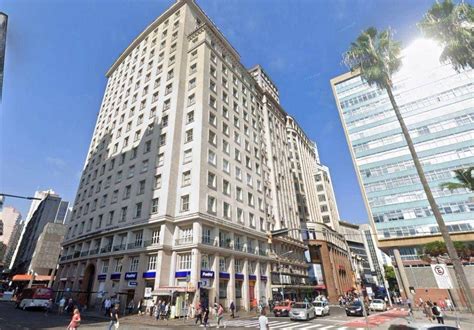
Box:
left=383, top=265, right=398, bottom=292
left=343, top=27, right=474, bottom=313
left=418, top=0, right=474, bottom=71
left=423, top=240, right=473, bottom=259
left=440, top=167, right=474, bottom=191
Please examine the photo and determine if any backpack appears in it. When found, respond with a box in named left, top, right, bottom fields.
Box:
left=432, top=306, right=440, bottom=316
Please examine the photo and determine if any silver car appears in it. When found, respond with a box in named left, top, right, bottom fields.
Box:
left=289, top=302, right=316, bottom=321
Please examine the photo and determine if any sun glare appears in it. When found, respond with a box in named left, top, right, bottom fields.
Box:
left=400, top=38, right=444, bottom=75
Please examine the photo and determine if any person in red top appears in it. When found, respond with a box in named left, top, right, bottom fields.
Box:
left=67, top=308, right=81, bottom=330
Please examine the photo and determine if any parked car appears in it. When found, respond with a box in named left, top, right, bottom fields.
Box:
left=370, top=299, right=387, bottom=312
left=289, top=302, right=315, bottom=321
left=273, top=301, right=293, bottom=317
left=312, top=300, right=330, bottom=316
left=16, top=287, right=53, bottom=310
left=345, top=300, right=369, bottom=316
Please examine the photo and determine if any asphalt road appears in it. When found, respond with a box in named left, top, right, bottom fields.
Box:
left=0, top=302, right=397, bottom=330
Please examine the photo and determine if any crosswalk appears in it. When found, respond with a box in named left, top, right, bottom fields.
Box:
left=220, top=318, right=365, bottom=329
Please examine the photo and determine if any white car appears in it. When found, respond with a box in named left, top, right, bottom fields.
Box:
left=369, top=299, right=387, bottom=311
left=289, top=302, right=316, bottom=321
left=312, top=300, right=330, bottom=316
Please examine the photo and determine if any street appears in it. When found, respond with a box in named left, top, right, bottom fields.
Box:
left=0, top=301, right=408, bottom=330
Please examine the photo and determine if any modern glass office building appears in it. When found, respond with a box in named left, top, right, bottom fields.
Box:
left=331, top=39, right=474, bottom=260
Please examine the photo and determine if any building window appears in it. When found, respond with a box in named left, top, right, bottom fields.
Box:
left=178, top=253, right=192, bottom=270
left=185, top=129, right=193, bottom=143
left=154, top=174, right=162, bottom=189
left=186, top=111, right=194, bottom=123
left=135, top=202, right=142, bottom=218
left=201, top=254, right=210, bottom=270
left=207, top=196, right=216, bottom=214
left=147, top=256, right=157, bottom=270
left=101, top=260, right=109, bottom=274
left=157, top=153, right=165, bottom=167
left=152, top=229, right=160, bottom=244
left=208, top=149, right=216, bottom=165
left=114, top=258, right=123, bottom=273
left=182, top=170, right=191, bottom=186
left=138, top=180, right=146, bottom=195
left=151, top=198, right=159, bottom=214
left=223, top=202, right=231, bottom=219
left=207, top=172, right=217, bottom=188
left=120, top=206, right=127, bottom=222
left=183, top=149, right=192, bottom=163
left=129, top=257, right=139, bottom=271
left=219, top=257, right=227, bottom=272
left=237, top=208, right=244, bottom=223
left=180, top=194, right=190, bottom=212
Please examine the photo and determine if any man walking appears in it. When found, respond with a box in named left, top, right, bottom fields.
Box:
left=108, top=304, right=120, bottom=329
left=58, top=296, right=66, bottom=315
left=104, top=297, right=112, bottom=316
left=432, top=302, right=444, bottom=324
left=229, top=301, right=235, bottom=318
left=259, top=307, right=269, bottom=330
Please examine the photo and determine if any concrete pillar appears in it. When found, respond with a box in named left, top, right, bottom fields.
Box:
left=255, top=262, right=262, bottom=306
left=193, top=222, right=202, bottom=244
left=211, top=253, right=220, bottom=305
left=154, top=250, right=164, bottom=290
left=393, top=249, right=412, bottom=300
left=169, top=251, right=177, bottom=286
left=228, top=256, right=236, bottom=307
left=191, top=248, right=201, bottom=307
left=242, top=258, right=250, bottom=311
left=265, top=262, right=272, bottom=302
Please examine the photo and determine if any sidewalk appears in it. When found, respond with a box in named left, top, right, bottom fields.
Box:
left=377, top=308, right=474, bottom=329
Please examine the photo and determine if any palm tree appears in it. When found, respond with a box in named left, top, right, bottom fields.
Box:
left=418, top=0, right=474, bottom=71
left=441, top=167, right=474, bottom=191
left=343, top=27, right=474, bottom=313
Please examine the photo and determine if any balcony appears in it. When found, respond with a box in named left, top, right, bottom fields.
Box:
left=73, top=251, right=81, bottom=258
left=100, top=245, right=112, bottom=254
left=127, top=242, right=143, bottom=250
left=89, top=248, right=99, bottom=256
left=113, top=244, right=127, bottom=252
left=175, top=238, right=193, bottom=246
left=80, top=251, right=89, bottom=257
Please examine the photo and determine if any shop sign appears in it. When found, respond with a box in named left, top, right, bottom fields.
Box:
left=125, top=272, right=138, bottom=280
left=110, top=273, right=121, bottom=280
left=249, top=274, right=257, bottom=281
left=201, top=270, right=214, bottom=279
left=143, top=271, right=156, bottom=279
left=128, top=281, right=138, bottom=287
left=219, top=272, right=230, bottom=279
left=175, top=271, right=191, bottom=278
left=199, top=279, right=212, bottom=289
left=235, top=273, right=244, bottom=280
left=144, top=287, right=152, bottom=298
left=260, top=275, right=267, bottom=281
left=97, top=274, right=107, bottom=281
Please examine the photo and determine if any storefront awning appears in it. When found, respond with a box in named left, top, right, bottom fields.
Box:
left=12, top=274, right=53, bottom=282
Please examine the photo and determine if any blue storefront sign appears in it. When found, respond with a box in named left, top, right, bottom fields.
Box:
left=110, top=273, right=121, bottom=280
left=260, top=275, right=267, bottom=281
left=219, top=272, right=230, bottom=279
left=175, top=271, right=191, bottom=278
left=97, top=274, right=107, bottom=281
left=125, top=272, right=138, bottom=280
left=143, top=271, right=156, bottom=279
left=235, top=273, right=244, bottom=280
left=201, top=270, right=214, bottom=279
left=128, top=281, right=138, bottom=287
left=249, top=274, right=257, bottom=281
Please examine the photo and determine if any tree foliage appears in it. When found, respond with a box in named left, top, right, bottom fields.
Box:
left=440, top=167, right=474, bottom=191
left=383, top=265, right=398, bottom=291
left=418, top=0, right=474, bottom=71
left=343, top=27, right=402, bottom=89
left=423, top=240, right=473, bottom=258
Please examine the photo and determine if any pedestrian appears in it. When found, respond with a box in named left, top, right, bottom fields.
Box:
left=203, top=307, right=210, bottom=328
left=58, top=296, right=66, bottom=314
left=432, top=302, right=444, bottom=324
left=229, top=301, right=235, bottom=318
left=44, top=298, right=53, bottom=316
left=195, top=303, right=203, bottom=325
left=104, top=297, right=112, bottom=316
left=216, top=303, right=225, bottom=328
left=67, top=308, right=81, bottom=330
left=423, top=302, right=433, bottom=322
left=258, top=307, right=269, bottom=330
left=127, top=300, right=135, bottom=315
left=108, top=304, right=120, bottom=330
left=445, top=297, right=453, bottom=311
left=66, top=298, right=74, bottom=315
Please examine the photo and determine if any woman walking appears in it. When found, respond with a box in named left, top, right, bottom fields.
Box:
left=67, top=308, right=81, bottom=330
left=216, top=303, right=225, bottom=328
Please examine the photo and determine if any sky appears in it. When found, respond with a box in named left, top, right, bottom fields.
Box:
left=0, top=0, right=437, bottom=223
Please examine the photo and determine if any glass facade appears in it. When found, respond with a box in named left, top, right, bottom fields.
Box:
left=332, top=40, right=474, bottom=259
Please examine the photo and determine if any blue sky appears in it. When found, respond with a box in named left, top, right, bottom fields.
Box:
left=1, top=0, right=435, bottom=222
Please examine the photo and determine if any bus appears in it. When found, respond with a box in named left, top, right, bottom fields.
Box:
left=16, top=287, right=53, bottom=310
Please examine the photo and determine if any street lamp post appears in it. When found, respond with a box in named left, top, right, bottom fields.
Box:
left=278, top=250, right=293, bottom=300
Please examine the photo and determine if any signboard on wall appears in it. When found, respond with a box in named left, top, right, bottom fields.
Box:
left=144, top=287, right=152, bottom=298
left=431, top=264, right=453, bottom=289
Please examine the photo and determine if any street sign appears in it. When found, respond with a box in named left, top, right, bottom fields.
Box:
left=128, top=281, right=138, bottom=287
left=431, top=264, right=453, bottom=289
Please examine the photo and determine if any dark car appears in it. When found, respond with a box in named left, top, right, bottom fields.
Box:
left=345, top=301, right=369, bottom=316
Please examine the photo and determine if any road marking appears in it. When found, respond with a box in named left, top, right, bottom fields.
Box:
left=269, top=321, right=296, bottom=328
left=299, top=323, right=324, bottom=329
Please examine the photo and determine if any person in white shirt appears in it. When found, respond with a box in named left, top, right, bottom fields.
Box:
left=258, top=307, right=269, bottom=330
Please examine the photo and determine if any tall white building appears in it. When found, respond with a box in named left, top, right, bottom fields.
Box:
left=56, top=0, right=318, bottom=311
